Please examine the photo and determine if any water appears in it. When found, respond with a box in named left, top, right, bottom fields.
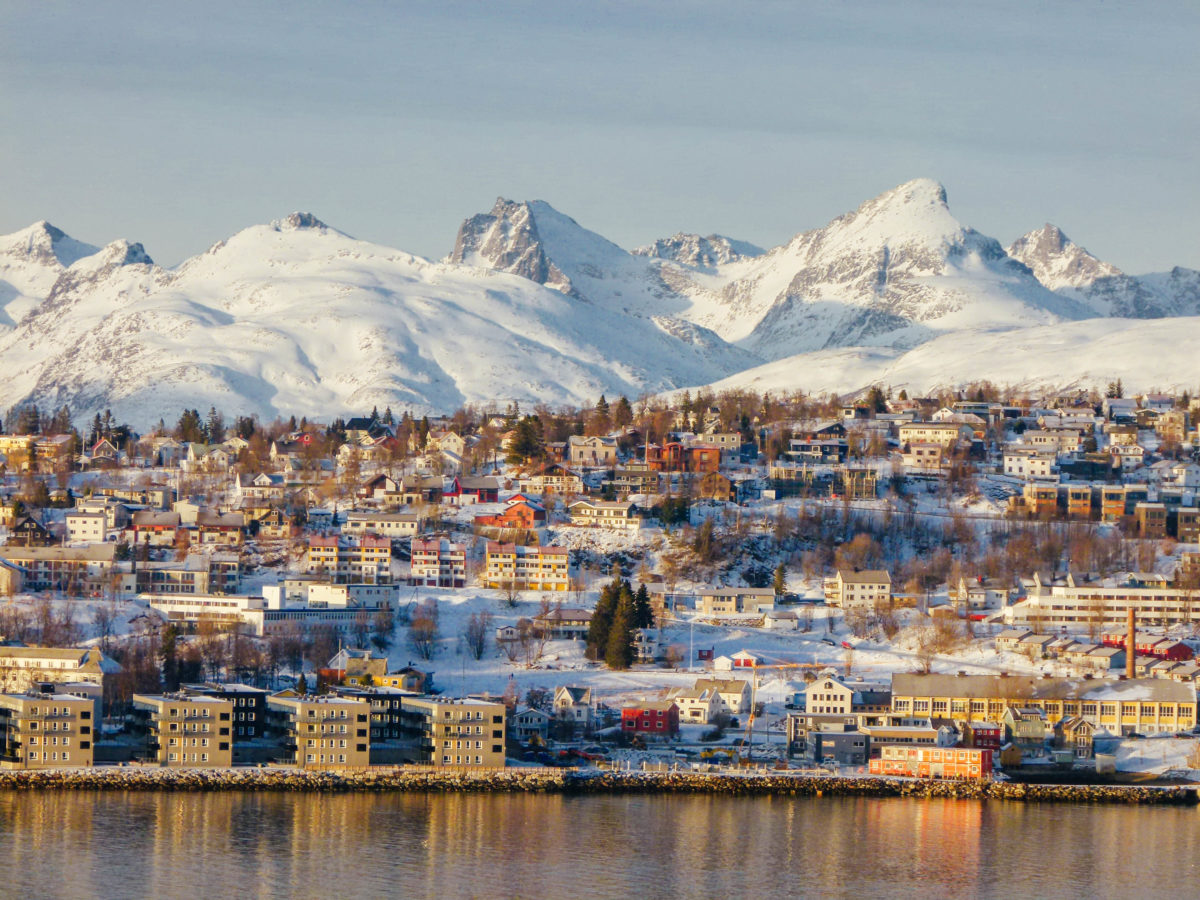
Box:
left=1, top=790, right=1198, bottom=898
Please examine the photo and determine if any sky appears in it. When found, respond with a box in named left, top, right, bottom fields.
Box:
left=1, top=0, right=1197, bottom=272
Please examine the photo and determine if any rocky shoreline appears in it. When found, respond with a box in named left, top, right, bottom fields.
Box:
left=0, top=767, right=1194, bottom=805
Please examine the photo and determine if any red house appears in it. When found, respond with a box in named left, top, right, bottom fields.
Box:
left=444, top=476, right=500, bottom=505
left=963, top=721, right=1002, bottom=751
left=621, top=701, right=679, bottom=736
left=474, top=499, right=546, bottom=530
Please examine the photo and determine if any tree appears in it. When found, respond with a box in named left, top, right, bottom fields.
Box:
left=773, top=563, right=787, bottom=597
left=296, top=672, right=309, bottom=694
left=632, top=583, right=654, bottom=630
left=613, top=395, right=633, bottom=429
left=408, top=599, right=440, bottom=660
left=605, top=585, right=636, bottom=670
left=205, top=406, right=225, bottom=443
left=464, top=611, right=492, bottom=660
left=370, top=607, right=395, bottom=652
left=586, top=579, right=619, bottom=660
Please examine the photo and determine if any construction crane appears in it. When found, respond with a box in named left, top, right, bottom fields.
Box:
left=741, top=658, right=828, bottom=759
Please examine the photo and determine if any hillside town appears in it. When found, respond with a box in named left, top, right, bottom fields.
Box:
left=2, top=383, right=1200, bottom=779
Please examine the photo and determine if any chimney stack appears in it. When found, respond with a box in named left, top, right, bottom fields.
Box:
left=1126, top=608, right=1136, bottom=680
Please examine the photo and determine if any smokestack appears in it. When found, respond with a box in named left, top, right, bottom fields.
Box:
left=1126, top=608, right=1136, bottom=680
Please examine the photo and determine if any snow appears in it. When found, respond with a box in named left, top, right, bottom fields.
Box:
left=2, top=175, right=1199, bottom=426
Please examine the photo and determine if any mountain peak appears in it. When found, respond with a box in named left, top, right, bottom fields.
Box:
left=1007, top=223, right=1122, bottom=294
left=872, top=178, right=949, bottom=210
left=449, top=198, right=574, bottom=293
left=3, top=220, right=100, bottom=268
left=633, top=232, right=763, bottom=268
left=272, top=212, right=329, bottom=232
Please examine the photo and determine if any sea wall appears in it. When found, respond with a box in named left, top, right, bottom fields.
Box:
left=0, top=767, right=1194, bottom=804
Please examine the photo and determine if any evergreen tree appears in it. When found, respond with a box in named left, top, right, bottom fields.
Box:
left=296, top=672, right=309, bottom=694
left=632, top=583, right=654, bottom=629
left=773, top=563, right=787, bottom=596
left=205, top=406, right=225, bottom=443
left=382, top=406, right=395, bottom=425
left=586, top=579, right=619, bottom=660
left=605, top=585, right=636, bottom=670
left=613, top=395, right=633, bottom=428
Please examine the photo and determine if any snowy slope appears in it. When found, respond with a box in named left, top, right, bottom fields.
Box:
left=694, top=316, right=1200, bottom=398
left=1008, top=224, right=1200, bottom=318
left=0, top=214, right=756, bottom=424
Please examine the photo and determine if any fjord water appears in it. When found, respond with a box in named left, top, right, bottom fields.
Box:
left=1, top=790, right=1197, bottom=898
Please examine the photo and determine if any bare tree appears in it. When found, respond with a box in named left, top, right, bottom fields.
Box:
left=370, top=607, right=395, bottom=652
left=463, top=611, right=492, bottom=661
left=408, top=599, right=440, bottom=660
left=92, top=601, right=119, bottom=652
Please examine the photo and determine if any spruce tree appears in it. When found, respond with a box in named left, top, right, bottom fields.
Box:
left=633, top=583, right=654, bottom=629
left=773, top=563, right=787, bottom=596
left=605, top=585, right=636, bottom=670
left=586, top=580, right=618, bottom=660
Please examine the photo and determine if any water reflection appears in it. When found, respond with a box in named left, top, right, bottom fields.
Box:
left=0, top=791, right=1198, bottom=899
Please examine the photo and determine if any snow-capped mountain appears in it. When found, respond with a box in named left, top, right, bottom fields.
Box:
left=1007, top=224, right=1200, bottom=318
left=632, top=233, right=763, bottom=268
left=0, top=221, right=100, bottom=328
left=0, top=213, right=755, bottom=424
left=715, top=179, right=1095, bottom=356
left=3, top=178, right=1198, bottom=426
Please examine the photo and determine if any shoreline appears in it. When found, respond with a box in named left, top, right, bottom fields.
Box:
left=0, top=768, right=1194, bottom=805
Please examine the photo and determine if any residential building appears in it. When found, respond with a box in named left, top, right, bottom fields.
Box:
left=483, top=542, right=569, bottom=591
left=0, top=646, right=118, bottom=695
left=136, top=552, right=240, bottom=596
left=897, top=422, right=974, bottom=449
left=343, top=511, right=422, bottom=539
left=2, top=544, right=116, bottom=594
left=567, top=500, right=641, bottom=530
left=409, top=538, right=467, bottom=588
left=0, top=689, right=95, bottom=769
left=400, top=697, right=506, bottom=768
left=518, top=463, right=584, bottom=496
left=64, top=511, right=108, bottom=544
left=306, top=535, right=392, bottom=584
left=553, top=686, right=593, bottom=729
left=696, top=587, right=776, bottom=616
left=180, top=683, right=269, bottom=745
left=511, top=707, right=552, bottom=744
left=567, top=435, right=617, bottom=467
left=824, top=569, right=892, bottom=609
left=266, top=695, right=371, bottom=768
left=132, top=694, right=234, bottom=767
left=1005, top=571, right=1200, bottom=631
left=620, top=701, right=679, bottom=737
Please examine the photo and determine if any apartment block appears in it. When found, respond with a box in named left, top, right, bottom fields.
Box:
left=401, top=697, right=506, bottom=768
left=306, top=535, right=391, bottom=584
left=483, top=542, right=569, bottom=591
left=267, top=695, right=371, bottom=768
left=409, top=537, right=467, bottom=588
left=132, top=694, right=234, bottom=767
left=0, top=690, right=95, bottom=769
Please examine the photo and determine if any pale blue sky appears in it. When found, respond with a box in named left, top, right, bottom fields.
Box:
left=2, top=0, right=1196, bottom=272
